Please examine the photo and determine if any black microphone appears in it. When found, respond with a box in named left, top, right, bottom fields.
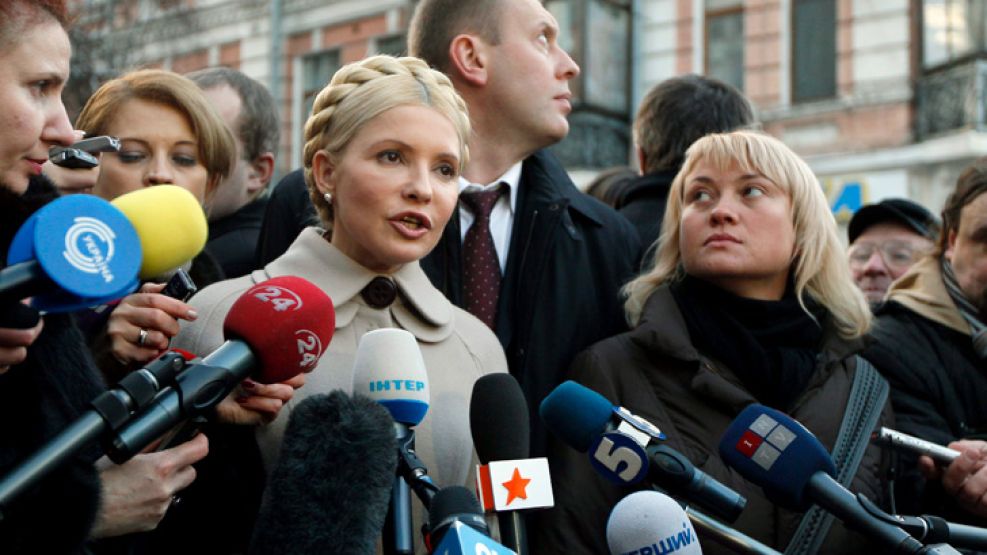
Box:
left=248, top=391, right=397, bottom=554
left=425, top=486, right=514, bottom=554
left=540, top=381, right=747, bottom=523
left=851, top=494, right=987, bottom=552
left=0, top=350, right=190, bottom=513
left=470, top=373, right=531, bottom=554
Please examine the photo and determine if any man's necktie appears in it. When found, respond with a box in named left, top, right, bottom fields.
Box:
left=460, top=184, right=506, bottom=329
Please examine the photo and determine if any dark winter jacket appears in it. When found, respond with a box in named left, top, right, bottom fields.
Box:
left=206, top=194, right=268, bottom=279
left=421, top=149, right=642, bottom=456
left=617, top=169, right=676, bottom=266
left=536, top=285, right=892, bottom=554
left=254, top=170, right=319, bottom=269
left=864, top=255, right=987, bottom=519
left=0, top=177, right=105, bottom=554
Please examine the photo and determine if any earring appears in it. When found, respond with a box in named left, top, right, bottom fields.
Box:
left=323, top=192, right=333, bottom=204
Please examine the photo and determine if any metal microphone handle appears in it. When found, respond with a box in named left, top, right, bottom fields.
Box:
left=684, top=506, right=782, bottom=555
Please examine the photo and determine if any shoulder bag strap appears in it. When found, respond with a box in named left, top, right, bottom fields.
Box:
left=784, top=356, right=889, bottom=555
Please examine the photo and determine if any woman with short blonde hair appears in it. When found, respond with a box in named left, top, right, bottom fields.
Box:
left=625, top=131, right=871, bottom=337
left=540, top=130, right=889, bottom=555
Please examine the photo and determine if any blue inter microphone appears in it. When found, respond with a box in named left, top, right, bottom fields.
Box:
left=2, top=194, right=141, bottom=312
left=718, top=404, right=928, bottom=554
left=540, top=381, right=746, bottom=523
left=352, top=328, right=433, bottom=555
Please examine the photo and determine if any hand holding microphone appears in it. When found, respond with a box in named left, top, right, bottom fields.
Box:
left=109, top=275, right=334, bottom=460
left=924, top=439, right=987, bottom=519
left=102, top=184, right=211, bottom=366
left=106, top=281, right=199, bottom=365
left=0, top=313, right=43, bottom=371
left=90, top=433, right=209, bottom=539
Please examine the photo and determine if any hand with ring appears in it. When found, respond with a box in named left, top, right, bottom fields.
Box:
left=107, top=282, right=198, bottom=366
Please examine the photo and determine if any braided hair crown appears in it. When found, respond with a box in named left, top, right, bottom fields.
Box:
left=302, top=55, right=471, bottom=227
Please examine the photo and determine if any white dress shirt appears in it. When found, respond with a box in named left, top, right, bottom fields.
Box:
left=458, top=162, right=522, bottom=273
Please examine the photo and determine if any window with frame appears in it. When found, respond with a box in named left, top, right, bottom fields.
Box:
left=923, top=0, right=987, bottom=67
left=375, top=34, right=407, bottom=56
left=543, top=0, right=632, bottom=169
left=705, top=0, right=745, bottom=92
left=302, top=50, right=341, bottom=119
left=792, top=0, right=837, bottom=102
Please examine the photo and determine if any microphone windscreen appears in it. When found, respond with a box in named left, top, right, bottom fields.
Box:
left=351, top=328, right=429, bottom=426
left=223, top=276, right=335, bottom=383
left=606, top=491, right=702, bottom=555
left=539, top=380, right=613, bottom=452
left=470, top=373, right=530, bottom=462
left=249, top=391, right=396, bottom=555
left=110, top=185, right=207, bottom=278
left=718, top=404, right=836, bottom=511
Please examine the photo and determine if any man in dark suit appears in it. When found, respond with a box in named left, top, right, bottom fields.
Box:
left=188, top=67, right=279, bottom=279
left=408, top=0, right=641, bottom=456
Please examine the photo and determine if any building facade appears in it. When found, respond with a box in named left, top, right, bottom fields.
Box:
left=645, top=0, right=987, bottom=220
left=70, top=0, right=647, bottom=183
left=70, top=0, right=983, bottom=217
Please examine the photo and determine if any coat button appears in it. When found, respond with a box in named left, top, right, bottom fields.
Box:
left=361, top=276, right=397, bottom=309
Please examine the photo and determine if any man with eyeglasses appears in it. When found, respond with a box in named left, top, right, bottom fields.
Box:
left=847, top=198, right=940, bottom=306
left=864, top=167, right=987, bottom=523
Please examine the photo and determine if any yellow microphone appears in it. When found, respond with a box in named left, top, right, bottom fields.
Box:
left=110, top=185, right=208, bottom=278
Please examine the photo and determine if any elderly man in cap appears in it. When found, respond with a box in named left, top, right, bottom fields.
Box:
left=847, top=198, right=940, bottom=305
left=864, top=167, right=987, bottom=522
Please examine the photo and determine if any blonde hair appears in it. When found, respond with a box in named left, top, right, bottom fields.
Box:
left=624, top=130, right=872, bottom=339
left=75, top=69, right=235, bottom=199
left=302, top=55, right=471, bottom=227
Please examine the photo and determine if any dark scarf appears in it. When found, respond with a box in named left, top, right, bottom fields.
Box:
left=941, top=257, right=987, bottom=360
left=671, top=275, right=825, bottom=411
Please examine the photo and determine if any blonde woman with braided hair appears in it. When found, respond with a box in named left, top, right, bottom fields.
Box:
left=541, top=131, right=893, bottom=554
left=173, top=55, right=507, bottom=548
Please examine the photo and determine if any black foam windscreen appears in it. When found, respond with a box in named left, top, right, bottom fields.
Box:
left=469, top=373, right=530, bottom=462
left=249, top=391, right=397, bottom=555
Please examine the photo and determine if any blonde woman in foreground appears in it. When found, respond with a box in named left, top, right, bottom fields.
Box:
left=538, top=130, right=892, bottom=555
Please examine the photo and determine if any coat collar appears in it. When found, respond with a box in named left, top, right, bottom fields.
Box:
left=262, top=228, right=455, bottom=342
left=522, top=150, right=608, bottom=227
left=885, top=255, right=971, bottom=335
left=630, top=283, right=865, bottom=411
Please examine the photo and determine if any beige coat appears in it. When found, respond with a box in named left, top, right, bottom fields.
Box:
left=173, top=228, right=508, bottom=539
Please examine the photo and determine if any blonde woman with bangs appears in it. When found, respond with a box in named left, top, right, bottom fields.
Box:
left=539, top=131, right=891, bottom=555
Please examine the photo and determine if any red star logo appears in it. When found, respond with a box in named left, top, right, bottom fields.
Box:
left=501, top=467, right=531, bottom=505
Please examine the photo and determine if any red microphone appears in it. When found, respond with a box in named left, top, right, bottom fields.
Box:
left=108, top=276, right=335, bottom=462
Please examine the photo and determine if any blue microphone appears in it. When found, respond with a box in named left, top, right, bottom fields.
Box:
left=2, top=194, right=141, bottom=312
left=352, top=328, right=433, bottom=555
left=718, top=404, right=926, bottom=553
left=427, top=486, right=516, bottom=555
left=540, top=381, right=746, bottom=523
